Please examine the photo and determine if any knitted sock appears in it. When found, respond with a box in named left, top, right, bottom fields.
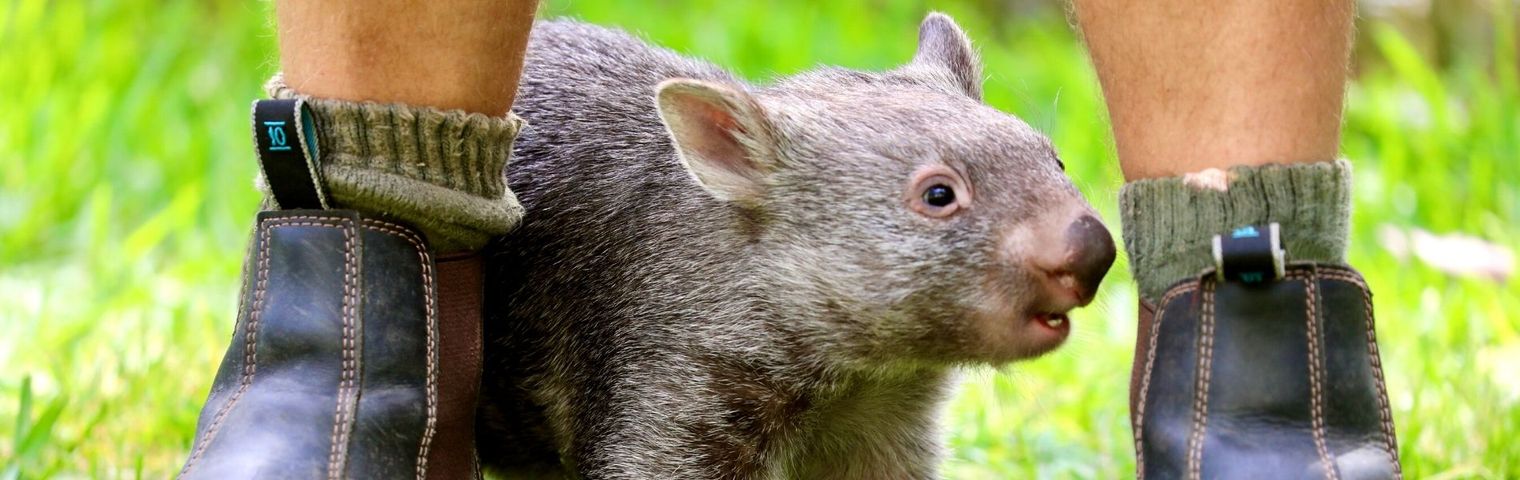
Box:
left=261, top=75, right=524, bottom=252
left=1119, top=159, right=1353, bottom=304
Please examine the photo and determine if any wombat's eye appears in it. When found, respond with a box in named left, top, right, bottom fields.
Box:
left=923, top=185, right=955, bottom=207
left=907, top=166, right=970, bottom=219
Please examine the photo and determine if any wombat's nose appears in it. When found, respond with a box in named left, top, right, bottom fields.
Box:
left=1045, top=215, right=1117, bottom=304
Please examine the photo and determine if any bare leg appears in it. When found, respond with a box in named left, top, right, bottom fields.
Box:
left=276, top=0, right=538, bottom=116
left=1071, top=0, right=1355, bottom=180
left=266, top=0, right=541, bottom=251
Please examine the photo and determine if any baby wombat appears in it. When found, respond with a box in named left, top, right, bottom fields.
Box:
left=479, top=13, right=1116, bottom=479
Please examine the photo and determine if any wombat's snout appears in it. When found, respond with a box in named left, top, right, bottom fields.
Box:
left=1038, top=215, right=1117, bottom=305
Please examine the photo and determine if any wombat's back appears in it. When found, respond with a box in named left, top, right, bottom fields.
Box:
left=508, top=20, right=739, bottom=204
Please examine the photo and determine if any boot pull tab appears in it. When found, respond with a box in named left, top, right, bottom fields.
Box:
left=1212, top=223, right=1285, bottom=284
left=253, top=98, right=328, bottom=210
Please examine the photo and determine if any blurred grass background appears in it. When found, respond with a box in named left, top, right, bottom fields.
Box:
left=1, top=0, right=1516, bottom=477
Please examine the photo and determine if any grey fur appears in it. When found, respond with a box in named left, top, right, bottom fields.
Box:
left=480, top=14, right=1097, bottom=479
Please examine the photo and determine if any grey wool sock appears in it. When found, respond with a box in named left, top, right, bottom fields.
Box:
left=262, top=75, right=525, bottom=252
left=1119, top=159, right=1353, bottom=304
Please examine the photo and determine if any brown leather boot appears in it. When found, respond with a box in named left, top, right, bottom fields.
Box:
left=179, top=100, right=485, bottom=479
left=1130, top=224, right=1401, bottom=479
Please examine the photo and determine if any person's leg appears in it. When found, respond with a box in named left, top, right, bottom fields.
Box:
left=1073, top=0, right=1353, bottom=181
left=1073, top=0, right=1360, bottom=300
left=182, top=1, right=538, bottom=478
left=1071, top=1, right=1402, bottom=478
left=276, top=0, right=536, bottom=116
left=267, top=0, right=539, bottom=252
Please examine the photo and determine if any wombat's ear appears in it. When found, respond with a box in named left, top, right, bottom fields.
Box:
left=655, top=79, right=778, bottom=205
left=907, top=12, right=983, bottom=100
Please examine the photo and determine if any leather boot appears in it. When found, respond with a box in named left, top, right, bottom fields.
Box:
left=180, top=100, right=484, bottom=479
left=1130, top=224, right=1402, bottom=479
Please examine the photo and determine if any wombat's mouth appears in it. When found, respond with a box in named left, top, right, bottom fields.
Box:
left=1005, top=309, right=1072, bottom=359
left=1033, top=312, right=1070, bottom=332
left=968, top=287, right=1078, bottom=360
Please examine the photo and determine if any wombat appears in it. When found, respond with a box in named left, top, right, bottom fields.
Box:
left=479, top=13, right=1117, bottom=479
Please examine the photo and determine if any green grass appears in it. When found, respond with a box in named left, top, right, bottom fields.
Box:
left=2, top=0, right=1516, bottom=477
